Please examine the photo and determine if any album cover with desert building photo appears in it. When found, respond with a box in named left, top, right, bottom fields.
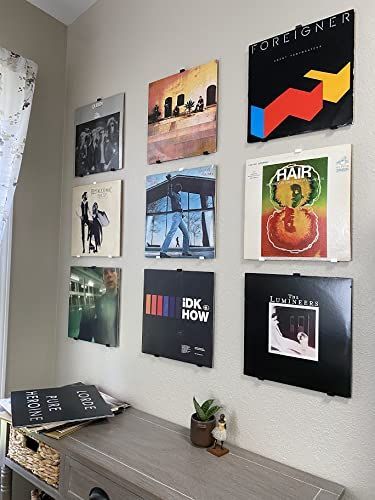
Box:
left=147, top=60, right=218, bottom=164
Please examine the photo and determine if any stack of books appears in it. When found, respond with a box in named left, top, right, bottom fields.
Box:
left=0, top=383, right=130, bottom=440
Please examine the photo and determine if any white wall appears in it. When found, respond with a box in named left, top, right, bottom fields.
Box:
left=0, top=0, right=66, bottom=392
left=56, top=1, right=375, bottom=498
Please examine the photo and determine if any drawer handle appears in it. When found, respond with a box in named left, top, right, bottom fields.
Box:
left=89, top=487, right=110, bottom=500
left=25, top=436, right=39, bottom=453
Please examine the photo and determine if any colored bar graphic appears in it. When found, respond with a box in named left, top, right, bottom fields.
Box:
left=157, top=295, right=163, bottom=316
left=151, top=294, right=157, bottom=315
left=251, top=83, right=323, bottom=139
left=250, top=106, right=265, bottom=139
left=264, top=83, right=323, bottom=137
left=145, top=294, right=151, bottom=315
left=163, top=295, right=169, bottom=317
left=145, top=294, right=183, bottom=318
left=169, top=296, right=175, bottom=317
left=304, top=62, right=351, bottom=103
left=250, top=62, right=351, bottom=139
left=175, top=297, right=181, bottom=319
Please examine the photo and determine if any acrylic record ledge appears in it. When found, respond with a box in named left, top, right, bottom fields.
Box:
left=0, top=408, right=345, bottom=499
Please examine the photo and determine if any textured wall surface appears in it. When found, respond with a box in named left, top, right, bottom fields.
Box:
left=0, top=0, right=66, bottom=391
left=56, top=1, right=375, bottom=498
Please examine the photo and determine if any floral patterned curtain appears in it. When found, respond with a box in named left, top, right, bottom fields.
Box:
left=0, top=48, right=37, bottom=245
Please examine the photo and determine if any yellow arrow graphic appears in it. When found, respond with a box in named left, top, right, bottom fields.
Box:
left=304, top=63, right=351, bottom=103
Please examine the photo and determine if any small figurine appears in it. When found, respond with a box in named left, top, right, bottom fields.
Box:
left=208, top=414, right=229, bottom=457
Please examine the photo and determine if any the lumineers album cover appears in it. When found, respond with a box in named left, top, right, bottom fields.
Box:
left=248, top=10, right=354, bottom=142
left=75, top=93, right=124, bottom=177
left=244, top=144, right=351, bottom=261
left=268, top=302, right=318, bottom=362
left=68, top=267, right=121, bottom=347
left=147, top=60, right=218, bottom=164
left=142, top=269, right=214, bottom=367
left=71, top=180, right=122, bottom=257
left=244, top=273, right=352, bottom=397
left=145, top=165, right=216, bottom=258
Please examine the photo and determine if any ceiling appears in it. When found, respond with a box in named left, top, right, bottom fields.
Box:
left=26, top=0, right=98, bottom=25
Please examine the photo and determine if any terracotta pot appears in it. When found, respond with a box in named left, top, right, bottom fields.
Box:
left=190, top=413, right=215, bottom=447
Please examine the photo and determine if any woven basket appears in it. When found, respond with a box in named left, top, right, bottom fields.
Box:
left=8, top=428, right=60, bottom=488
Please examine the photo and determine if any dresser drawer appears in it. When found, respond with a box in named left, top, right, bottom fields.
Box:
left=66, top=458, right=142, bottom=500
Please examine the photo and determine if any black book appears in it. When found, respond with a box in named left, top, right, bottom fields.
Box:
left=11, top=384, right=113, bottom=428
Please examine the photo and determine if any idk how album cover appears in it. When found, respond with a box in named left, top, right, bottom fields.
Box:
left=244, top=273, right=352, bottom=397
left=248, top=10, right=354, bottom=142
left=142, top=269, right=214, bottom=367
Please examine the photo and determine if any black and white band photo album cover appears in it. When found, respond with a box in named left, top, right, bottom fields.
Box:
left=248, top=10, right=354, bottom=143
left=145, top=165, right=216, bottom=259
left=75, top=93, right=124, bottom=177
left=68, top=267, right=121, bottom=347
left=71, top=180, right=122, bottom=257
left=142, top=269, right=214, bottom=367
left=244, top=273, right=352, bottom=397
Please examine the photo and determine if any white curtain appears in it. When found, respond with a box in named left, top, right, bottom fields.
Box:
left=0, top=48, right=37, bottom=245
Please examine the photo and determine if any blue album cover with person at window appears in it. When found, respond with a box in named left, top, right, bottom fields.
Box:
left=145, top=165, right=216, bottom=259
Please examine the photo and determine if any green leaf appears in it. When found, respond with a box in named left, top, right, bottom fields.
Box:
left=193, top=397, right=207, bottom=421
left=201, top=399, right=215, bottom=414
left=205, top=405, right=222, bottom=420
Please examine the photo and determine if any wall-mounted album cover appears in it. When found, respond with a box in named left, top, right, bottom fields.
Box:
left=244, top=273, right=352, bottom=397
left=68, top=266, right=121, bottom=347
left=142, top=269, right=214, bottom=367
left=145, top=165, right=216, bottom=258
left=75, top=93, right=124, bottom=176
left=71, top=180, right=122, bottom=257
left=244, top=144, right=351, bottom=261
left=248, top=10, right=354, bottom=142
left=147, top=60, right=218, bottom=164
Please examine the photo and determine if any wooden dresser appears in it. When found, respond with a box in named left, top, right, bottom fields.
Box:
left=0, top=408, right=345, bottom=499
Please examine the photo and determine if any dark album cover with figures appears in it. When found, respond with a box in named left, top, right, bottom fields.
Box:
left=142, top=269, right=214, bottom=367
left=75, top=93, right=124, bottom=176
left=244, top=273, right=352, bottom=397
left=68, top=267, right=121, bottom=347
left=248, top=10, right=354, bottom=142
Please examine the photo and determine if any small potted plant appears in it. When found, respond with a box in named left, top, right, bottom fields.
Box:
left=190, top=397, right=221, bottom=447
left=184, top=99, right=195, bottom=115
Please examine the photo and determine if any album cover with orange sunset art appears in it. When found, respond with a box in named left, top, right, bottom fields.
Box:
left=244, top=145, right=351, bottom=261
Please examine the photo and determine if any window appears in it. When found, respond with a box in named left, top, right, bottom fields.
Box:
left=164, top=97, right=172, bottom=118
left=177, top=94, right=185, bottom=106
left=0, top=214, right=12, bottom=397
left=145, top=188, right=215, bottom=249
left=206, top=85, right=217, bottom=106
